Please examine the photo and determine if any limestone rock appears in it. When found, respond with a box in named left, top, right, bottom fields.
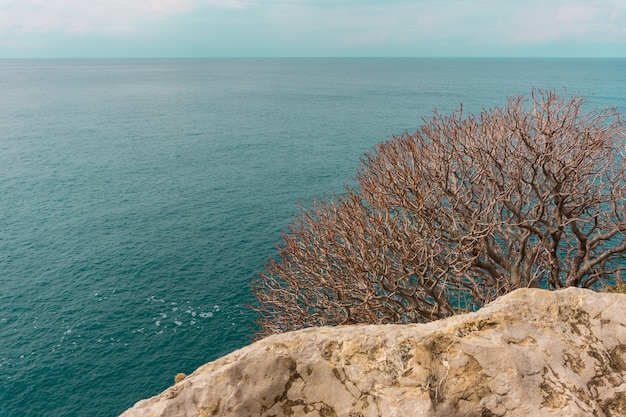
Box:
left=119, top=288, right=626, bottom=416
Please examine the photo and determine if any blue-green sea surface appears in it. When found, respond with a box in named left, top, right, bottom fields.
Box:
left=0, top=58, right=625, bottom=417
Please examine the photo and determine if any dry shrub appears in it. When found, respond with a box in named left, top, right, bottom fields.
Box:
left=251, top=90, right=626, bottom=338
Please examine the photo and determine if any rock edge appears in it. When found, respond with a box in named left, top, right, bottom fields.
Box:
left=119, top=287, right=626, bottom=417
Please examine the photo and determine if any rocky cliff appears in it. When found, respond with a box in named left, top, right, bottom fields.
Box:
left=119, top=287, right=626, bottom=417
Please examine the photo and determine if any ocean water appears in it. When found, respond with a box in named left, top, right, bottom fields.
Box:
left=0, top=58, right=625, bottom=417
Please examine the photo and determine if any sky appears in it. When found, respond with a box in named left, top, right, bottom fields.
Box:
left=0, top=0, right=624, bottom=58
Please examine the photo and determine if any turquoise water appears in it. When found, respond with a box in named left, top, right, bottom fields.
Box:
left=0, top=58, right=625, bottom=417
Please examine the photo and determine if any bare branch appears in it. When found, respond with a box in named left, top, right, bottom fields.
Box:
left=251, top=89, right=626, bottom=339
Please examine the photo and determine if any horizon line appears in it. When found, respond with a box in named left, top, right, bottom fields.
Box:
left=1, top=56, right=625, bottom=60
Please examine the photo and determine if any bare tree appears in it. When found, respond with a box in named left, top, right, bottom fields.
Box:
left=251, top=90, right=626, bottom=338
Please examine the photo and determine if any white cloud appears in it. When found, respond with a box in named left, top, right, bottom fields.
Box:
left=260, top=2, right=421, bottom=48
left=396, top=0, right=626, bottom=49
left=505, top=1, right=626, bottom=44
left=265, top=0, right=625, bottom=56
left=206, top=0, right=248, bottom=9
left=0, top=0, right=624, bottom=56
left=0, top=0, right=196, bottom=34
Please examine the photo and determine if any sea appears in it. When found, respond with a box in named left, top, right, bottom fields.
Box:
left=0, top=58, right=625, bottom=417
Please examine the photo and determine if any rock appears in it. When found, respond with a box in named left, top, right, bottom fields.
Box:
left=119, top=287, right=626, bottom=417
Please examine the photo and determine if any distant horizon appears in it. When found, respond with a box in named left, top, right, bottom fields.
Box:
left=2, top=56, right=626, bottom=60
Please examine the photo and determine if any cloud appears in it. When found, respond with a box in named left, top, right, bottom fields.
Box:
left=0, top=0, right=624, bottom=56
left=0, top=0, right=196, bottom=34
left=249, top=0, right=626, bottom=56
left=206, top=0, right=249, bottom=9
left=3, top=0, right=624, bottom=44
left=505, top=0, right=626, bottom=44
left=259, top=2, right=421, bottom=46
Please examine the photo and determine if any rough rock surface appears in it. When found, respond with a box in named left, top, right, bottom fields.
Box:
left=119, top=288, right=626, bottom=417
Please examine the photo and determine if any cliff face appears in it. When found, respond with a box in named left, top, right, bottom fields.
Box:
left=119, top=288, right=626, bottom=417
